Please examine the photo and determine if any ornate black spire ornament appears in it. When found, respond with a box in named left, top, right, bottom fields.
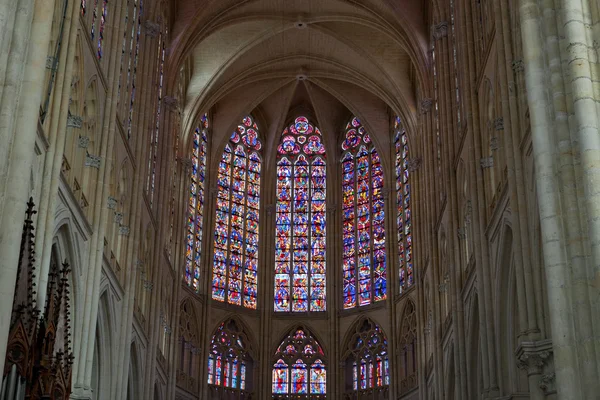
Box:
left=2, top=198, right=73, bottom=400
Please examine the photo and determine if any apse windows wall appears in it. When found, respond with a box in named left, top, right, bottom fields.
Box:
left=344, top=318, right=389, bottom=394
left=395, top=117, right=413, bottom=294
left=274, top=116, right=327, bottom=313
left=212, top=116, right=262, bottom=309
left=272, top=327, right=326, bottom=397
left=185, top=116, right=208, bottom=292
left=207, top=319, right=253, bottom=392
left=342, top=117, right=387, bottom=309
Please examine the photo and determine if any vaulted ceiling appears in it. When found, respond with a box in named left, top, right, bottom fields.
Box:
left=167, top=0, right=430, bottom=160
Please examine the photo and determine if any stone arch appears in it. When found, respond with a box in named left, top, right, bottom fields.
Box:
left=207, top=316, right=256, bottom=398
left=127, top=341, right=142, bottom=400
left=92, top=289, right=114, bottom=400
left=494, top=224, right=529, bottom=395
left=341, top=316, right=390, bottom=396
left=444, top=343, right=456, bottom=400
left=398, top=299, right=418, bottom=395
left=176, top=298, right=201, bottom=393
left=467, top=293, right=483, bottom=399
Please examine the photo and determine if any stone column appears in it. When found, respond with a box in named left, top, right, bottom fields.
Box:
left=518, top=0, right=582, bottom=397
left=0, top=0, right=57, bottom=375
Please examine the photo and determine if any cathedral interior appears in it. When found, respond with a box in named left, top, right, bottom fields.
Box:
left=2, top=0, right=600, bottom=399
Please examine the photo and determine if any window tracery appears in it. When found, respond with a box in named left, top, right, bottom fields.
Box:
left=185, top=116, right=208, bottom=292
left=344, top=318, right=389, bottom=396
left=274, top=116, right=327, bottom=313
left=212, top=116, right=262, bottom=308
left=177, top=299, right=200, bottom=392
left=272, top=327, right=326, bottom=397
left=399, top=300, right=418, bottom=394
left=342, top=117, right=387, bottom=309
left=395, top=117, right=413, bottom=294
left=207, top=319, right=253, bottom=393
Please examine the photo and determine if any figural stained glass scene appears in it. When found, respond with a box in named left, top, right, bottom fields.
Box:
left=274, top=116, right=327, bottom=313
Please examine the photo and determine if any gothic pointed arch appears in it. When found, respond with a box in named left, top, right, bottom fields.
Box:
left=176, top=298, right=200, bottom=393
left=272, top=325, right=327, bottom=397
left=341, top=116, right=387, bottom=309
left=398, top=299, right=417, bottom=395
left=274, top=116, right=327, bottom=313
left=206, top=317, right=255, bottom=397
left=342, top=317, right=390, bottom=396
left=212, top=115, right=262, bottom=308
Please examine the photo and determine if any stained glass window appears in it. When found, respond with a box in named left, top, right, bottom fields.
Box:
left=207, top=319, right=252, bottom=391
left=184, top=116, right=208, bottom=292
left=272, top=328, right=326, bottom=397
left=147, top=31, right=165, bottom=207
left=395, top=117, right=413, bottom=294
left=344, top=318, right=389, bottom=395
left=212, top=116, right=262, bottom=309
left=274, top=116, right=327, bottom=313
left=81, top=0, right=86, bottom=16
left=126, top=0, right=143, bottom=139
left=97, top=0, right=108, bottom=59
left=90, top=0, right=99, bottom=39
left=341, top=117, right=387, bottom=309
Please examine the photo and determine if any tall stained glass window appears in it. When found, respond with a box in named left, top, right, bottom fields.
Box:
left=395, top=117, right=413, bottom=293
left=342, top=117, right=387, bottom=309
left=97, top=0, right=108, bottom=59
left=212, top=116, right=262, bottom=309
left=126, top=0, right=143, bottom=139
left=184, top=116, right=208, bottom=292
left=207, top=319, right=252, bottom=392
left=147, top=32, right=165, bottom=207
left=344, top=318, right=389, bottom=394
left=272, top=328, right=326, bottom=397
left=274, top=116, right=327, bottom=313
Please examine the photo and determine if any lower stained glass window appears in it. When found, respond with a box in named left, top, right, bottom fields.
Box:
left=344, top=318, right=389, bottom=395
left=207, top=319, right=252, bottom=392
left=272, top=328, right=326, bottom=398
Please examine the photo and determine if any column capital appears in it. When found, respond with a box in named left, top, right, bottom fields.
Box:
left=516, top=340, right=553, bottom=376
left=433, top=21, right=449, bottom=40
left=145, top=20, right=161, bottom=37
